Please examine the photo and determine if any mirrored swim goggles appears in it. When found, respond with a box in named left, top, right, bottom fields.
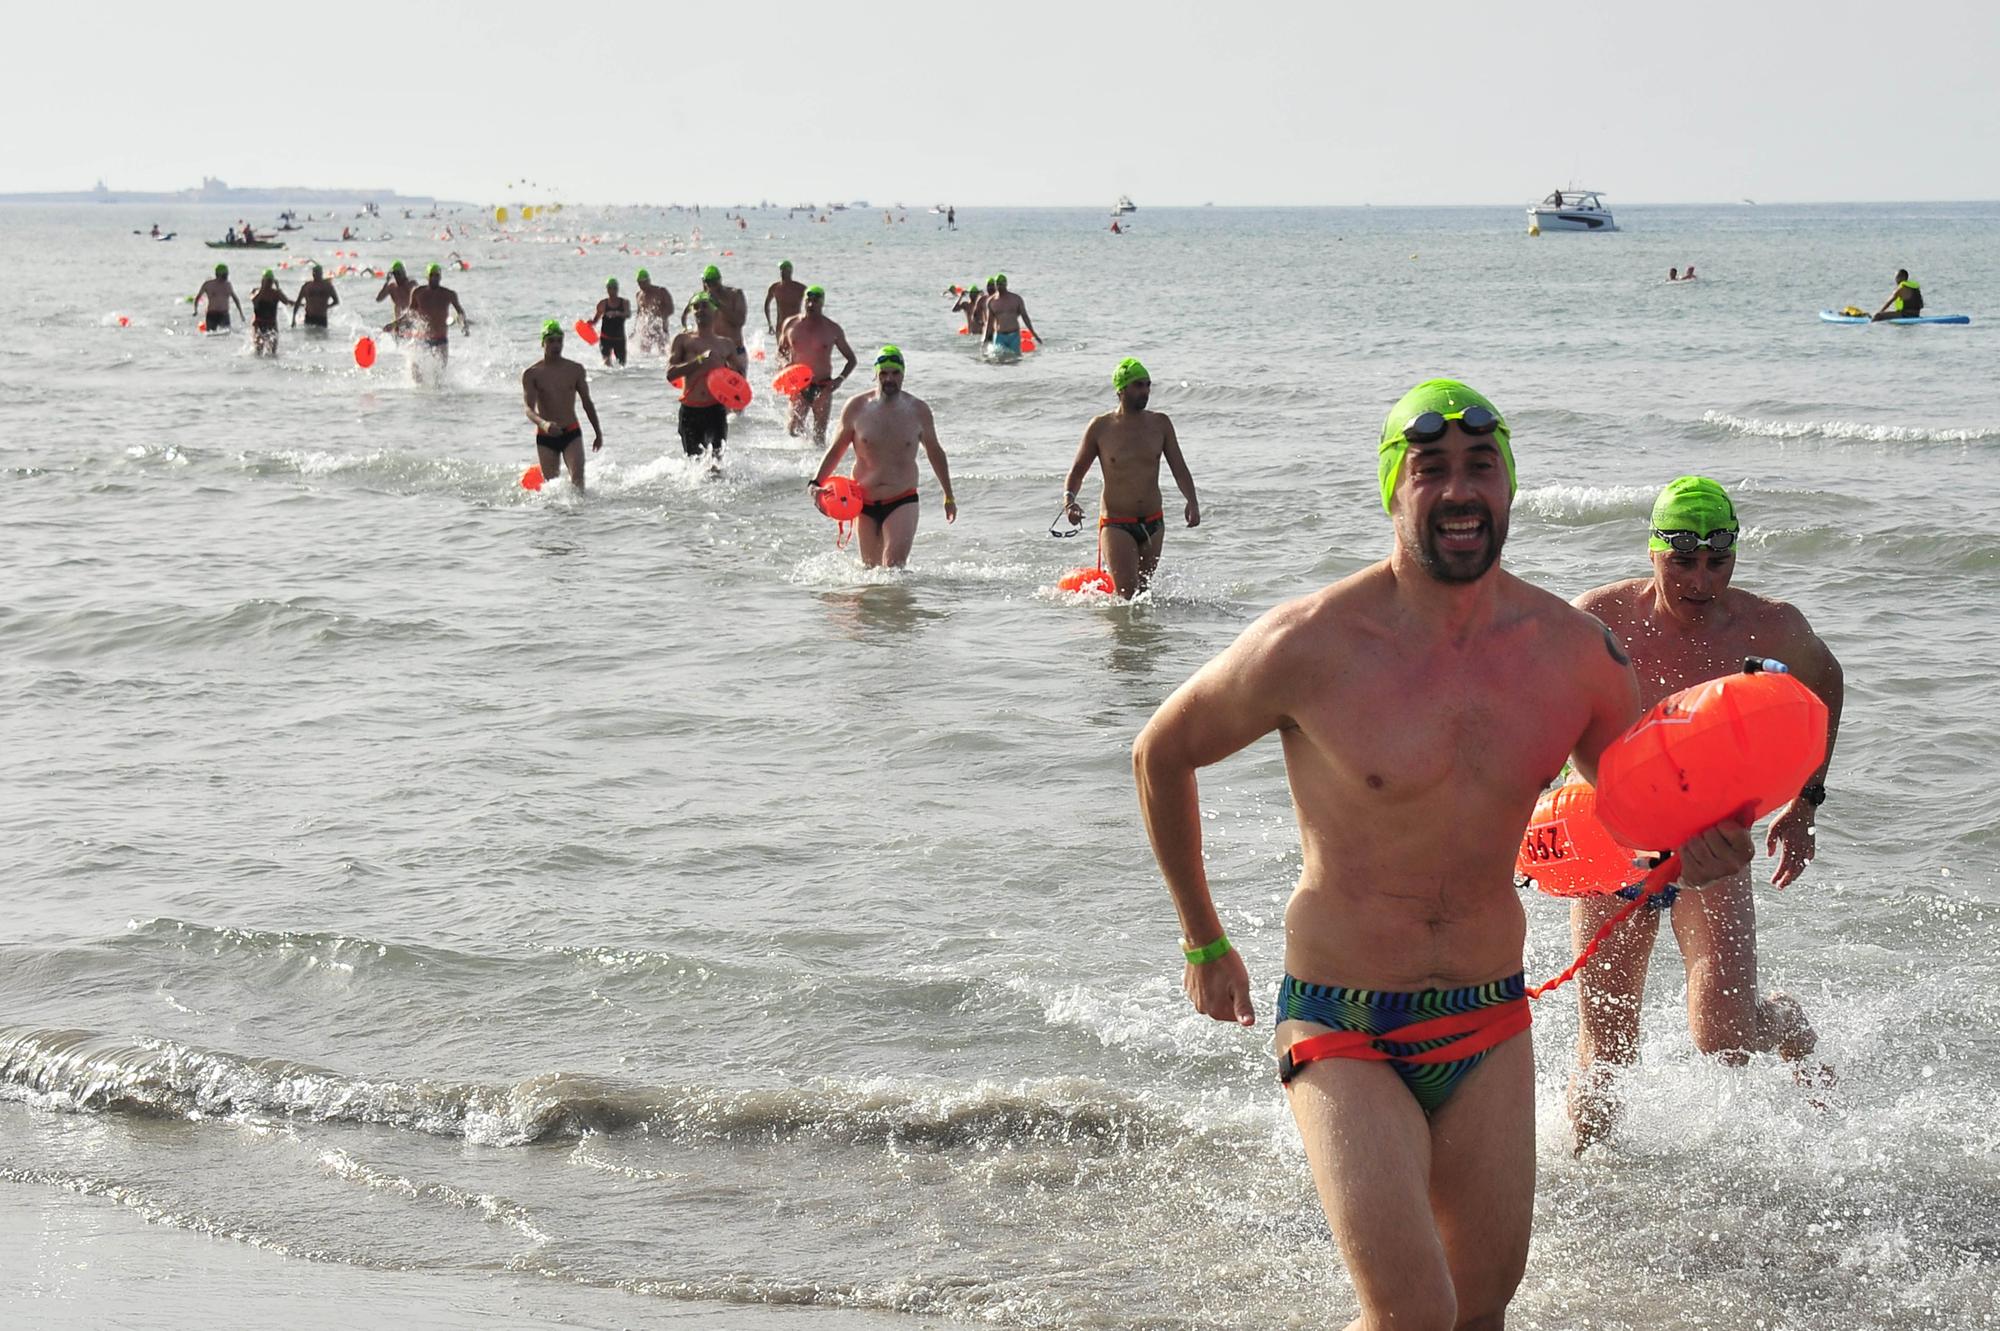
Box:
left=1652, top=528, right=1738, bottom=554
left=1400, top=405, right=1503, bottom=443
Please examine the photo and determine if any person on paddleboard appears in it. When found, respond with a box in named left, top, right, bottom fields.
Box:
left=1872, top=268, right=1924, bottom=321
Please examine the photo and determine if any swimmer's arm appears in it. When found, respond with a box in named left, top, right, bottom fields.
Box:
left=810, top=402, right=860, bottom=487
left=578, top=378, right=603, bottom=448
left=375, top=281, right=392, bottom=302
left=664, top=339, right=711, bottom=380
left=776, top=316, right=795, bottom=358
left=1782, top=616, right=1845, bottom=787
left=450, top=294, right=470, bottom=329
left=327, top=286, right=340, bottom=310
left=1016, top=299, right=1036, bottom=337
left=832, top=331, right=857, bottom=386
left=521, top=369, right=551, bottom=431
left=917, top=402, right=955, bottom=516
left=1568, top=618, right=1642, bottom=787
left=763, top=285, right=777, bottom=329
left=1134, top=609, right=1301, bottom=968
left=1062, top=422, right=1100, bottom=519
left=1161, top=416, right=1198, bottom=524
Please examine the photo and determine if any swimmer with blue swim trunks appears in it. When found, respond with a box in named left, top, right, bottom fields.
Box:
left=1567, top=477, right=1843, bottom=1149
left=980, top=274, right=1037, bottom=357
left=1134, top=380, right=1753, bottom=1327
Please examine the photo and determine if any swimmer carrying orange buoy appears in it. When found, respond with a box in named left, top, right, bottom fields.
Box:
left=1055, top=358, right=1200, bottom=599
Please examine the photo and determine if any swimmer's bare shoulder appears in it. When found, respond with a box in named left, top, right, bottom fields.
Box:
left=1573, top=576, right=1650, bottom=633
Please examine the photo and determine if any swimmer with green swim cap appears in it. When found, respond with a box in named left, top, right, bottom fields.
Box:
left=591, top=276, right=632, bottom=367
left=393, top=261, right=471, bottom=373
left=1567, top=472, right=1845, bottom=1151
left=523, top=311, right=604, bottom=490
left=375, top=259, right=417, bottom=333
left=981, top=272, right=1037, bottom=354
left=248, top=267, right=293, bottom=358
left=1129, top=376, right=1759, bottom=1328
left=194, top=261, right=244, bottom=332
left=635, top=268, right=673, bottom=353
left=1376, top=378, right=1515, bottom=515
left=807, top=339, right=957, bottom=568
left=1061, top=355, right=1199, bottom=598
left=777, top=285, right=857, bottom=445
left=688, top=263, right=747, bottom=373
left=766, top=259, right=806, bottom=340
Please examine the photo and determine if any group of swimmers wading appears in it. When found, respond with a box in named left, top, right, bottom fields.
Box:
left=952, top=273, right=1039, bottom=357
left=1137, top=379, right=1844, bottom=1327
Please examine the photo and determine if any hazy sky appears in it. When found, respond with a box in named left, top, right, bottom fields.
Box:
left=9, top=0, right=1996, bottom=205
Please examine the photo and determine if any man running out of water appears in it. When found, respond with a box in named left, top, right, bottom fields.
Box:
left=981, top=273, right=1039, bottom=357
left=1566, top=476, right=1843, bottom=1151
left=590, top=277, right=631, bottom=366
left=684, top=264, right=748, bottom=373
left=292, top=263, right=340, bottom=331
left=635, top=269, right=674, bottom=354
left=1133, top=379, right=1753, bottom=1329
left=809, top=346, right=958, bottom=568
left=1061, top=357, right=1200, bottom=599
left=666, top=295, right=738, bottom=469
left=764, top=260, right=805, bottom=355
left=376, top=260, right=415, bottom=333
left=521, top=320, right=604, bottom=490
left=194, top=263, right=245, bottom=331
left=394, top=263, right=471, bottom=375
left=249, top=269, right=294, bottom=356
left=777, top=285, right=857, bottom=446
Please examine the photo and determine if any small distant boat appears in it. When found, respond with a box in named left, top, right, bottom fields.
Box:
left=205, top=239, right=285, bottom=249
left=1111, top=195, right=1136, bottom=215
left=1527, top=188, right=1616, bottom=232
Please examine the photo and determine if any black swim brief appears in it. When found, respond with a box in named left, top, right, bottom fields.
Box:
left=800, top=379, right=834, bottom=405
left=536, top=426, right=582, bottom=453
left=205, top=311, right=231, bottom=330
left=1099, top=512, right=1165, bottom=547
left=678, top=402, right=728, bottom=457
left=303, top=313, right=328, bottom=329
left=860, top=489, right=919, bottom=524
left=600, top=332, right=627, bottom=364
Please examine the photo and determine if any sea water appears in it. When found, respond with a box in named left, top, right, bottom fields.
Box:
left=2, top=201, right=1997, bottom=1328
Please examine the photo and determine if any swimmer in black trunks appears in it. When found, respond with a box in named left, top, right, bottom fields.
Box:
left=249, top=269, right=295, bottom=357
left=809, top=346, right=957, bottom=568
left=776, top=285, right=857, bottom=446
left=194, top=263, right=245, bottom=332
left=589, top=277, right=631, bottom=366
left=666, top=296, right=738, bottom=470
left=1061, top=357, right=1201, bottom=599
left=293, top=264, right=340, bottom=331
left=521, top=320, right=604, bottom=490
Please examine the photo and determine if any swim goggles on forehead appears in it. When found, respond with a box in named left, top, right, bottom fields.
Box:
left=1652, top=528, right=1738, bottom=554
left=1400, top=405, right=1504, bottom=443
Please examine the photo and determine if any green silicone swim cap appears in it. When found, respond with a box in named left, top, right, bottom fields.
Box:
left=780, top=260, right=793, bottom=271
left=1648, top=476, right=1737, bottom=551
left=606, top=276, right=618, bottom=287
left=806, top=284, right=825, bottom=298
left=1112, top=357, right=1149, bottom=392
left=690, top=293, right=715, bottom=311
left=262, top=268, right=275, bottom=280
left=995, top=273, right=1008, bottom=285
left=875, top=344, right=905, bottom=370
left=390, top=260, right=405, bottom=273
left=541, top=318, right=562, bottom=340
left=215, top=263, right=227, bottom=276
left=1377, top=379, right=1516, bottom=514
left=636, top=268, right=649, bottom=281
left=426, top=262, right=441, bottom=278
left=702, top=264, right=721, bottom=282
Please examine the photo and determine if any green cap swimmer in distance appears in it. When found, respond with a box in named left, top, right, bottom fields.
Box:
left=1648, top=476, right=1737, bottom=551
left=636, top=268, right=649, bottom=282
left=806, top=284, right=825, bottom=298
left=541, top=318, right=562, bottom=340
left=426, top=262, right=441, bottom=278
left=606, top=276, right=618, bottom=288
left=215, top=263, right=228, bottom=276
left=1112, top=357, right=1149, bottom=392
left=703, top=264, right=721, bottom=282
left=1376, top=378, right=1516, bottom=513
left=779, top=259, right=793, bottom=272
left=390, top=260, right=405, bottom=274
left=875, top=344, right=905, bottom=371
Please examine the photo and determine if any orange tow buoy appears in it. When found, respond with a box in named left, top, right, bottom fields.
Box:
left=1058, top=568, right=1116, bottom=594
left=1595, top=661, right=1829, bottom=851
left=1021, top=329, right=1038, bottom=353
left=708, top=367, right=753, bottom=411
left=573, top=319, right=599, bottom=346
left=815, top=475, right=862, bottom=521
left=117, top=315, right=130, bottom=327
left=1517, top=781, right=1640, bottom=896
left=772, top=363, right=814, bottom=397
left=521, top=464, right=544, bottom=491
left=353, top=336, right=377, bottom=368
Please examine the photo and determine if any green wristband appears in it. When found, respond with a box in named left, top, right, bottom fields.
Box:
left=1182, top=935, right=1232, bottom=965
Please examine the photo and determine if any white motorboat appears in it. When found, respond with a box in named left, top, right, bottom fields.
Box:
left=1111, top=195, right=1136, bottom=215
left=1527, top=188, right=1617, bottom=232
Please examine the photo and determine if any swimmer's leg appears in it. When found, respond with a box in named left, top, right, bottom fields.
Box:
left=1669, top=869, right=1819, bottom=1065
left=811, top=389, right=834, bottom=446
left=787, top=391, right=808, bottom=438
left=536, top=444, right=565, bottom=490
left=561, top=438, right=586, bottom=491
left=1429, top=1030, right=1535, bottom=1329
left=1135, top=527, right=1166, bottom=594
left=1285, top=1055, right=1459, bottom=1330
left=1568, top=892, right=1663, bottom=1152
left=855, top=516, right=888, bottom=568
left=1101, top=527, right=1144, bottom=599
left=879, top=500, right=921, bottom=568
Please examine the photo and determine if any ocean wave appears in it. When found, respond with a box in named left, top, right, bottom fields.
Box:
left=1701, top=411, right=2000, bottom=445
left=0, top=1024, right=1170, bottom=1152
left=0, top=596, right=465, bottom=661
left=1515, top=483, right=1654, bottom=522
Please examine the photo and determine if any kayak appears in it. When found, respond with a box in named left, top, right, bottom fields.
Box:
left=205, top=240, right=285, bottom=250
left=1819, top=310, right=1970, bottom=325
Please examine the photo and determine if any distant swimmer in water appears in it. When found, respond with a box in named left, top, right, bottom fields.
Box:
left=1668, top=267, right=1679, bottom=282
left=764, top=260, right=806, bottom=358
left=1872, top=267, right=1923, bottom=321
left=975, top=276, right=996, bottom=343
left=394, top=263, right=471, bottom=379
left=1132, top=379, right=1753, bottom=1331
left=1682, top=263, right=1697, bottom=280
left=684, top=264, right=748, bottom=374
left=590, top=277, right=631, bottom=366
left=777, top=286, right=858, bottom=446
left=194, top=262, right=244, bottom=332
left=949, top=283, right=979, bottom=332
left=981, top=273, right=1039, bottom=357
left=1060, top=358, right=1201, bottom=599
left=522, top=320, right=604, bottom=490
left=1566, top=477, right=1843, bottom=1151
left=666, top=295, right=737, bottom=469
left=249, top=269, right=294, bottom=356
left=376, top=260, right=416, bottom=334
left=809, top=346, right=957, bottom=568
left=634, top=268, right=674, bottom=354
left=292, top=263, right=340, bottom=331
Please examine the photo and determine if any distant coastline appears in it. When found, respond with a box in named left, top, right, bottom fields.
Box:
left=0, top=178, right=451, bottom=206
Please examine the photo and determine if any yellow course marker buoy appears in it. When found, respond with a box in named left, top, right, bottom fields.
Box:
left=1528, top=223, right=1541, bottom=236
left=495, top=206, right=509, bottom=223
